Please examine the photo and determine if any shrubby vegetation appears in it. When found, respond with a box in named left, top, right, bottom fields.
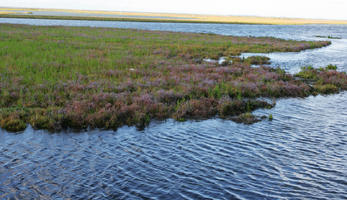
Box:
left=0, top=24, right=345, bottom=132
left=295, top=65, right=346, bottom=94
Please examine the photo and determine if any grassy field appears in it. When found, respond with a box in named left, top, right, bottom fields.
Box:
left=0, top=24, right=346, bottom=132
left=1, top=7, right=347, bottom=25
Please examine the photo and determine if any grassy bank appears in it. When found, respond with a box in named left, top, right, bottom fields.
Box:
left=0, top=24, right=346, bottom=132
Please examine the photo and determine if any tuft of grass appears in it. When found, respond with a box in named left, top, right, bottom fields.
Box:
left=295, top=66, right=318, bottom=80
left=325, top=64, right=338, bottom=71
left=0, top=112, right=27, bottom=132
left=314, top=84, right=339, bottom=94
left=232, top=112, right=261, bottom=124
left=244, top=56, right=271, bottom=65
left=315, top=35, right=342, bottom=39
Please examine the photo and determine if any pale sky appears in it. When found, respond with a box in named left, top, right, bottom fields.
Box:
left=2, top=0, right=347, bottom=20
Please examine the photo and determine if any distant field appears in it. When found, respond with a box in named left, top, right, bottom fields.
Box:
left=1, top=7, right=347, bottom=25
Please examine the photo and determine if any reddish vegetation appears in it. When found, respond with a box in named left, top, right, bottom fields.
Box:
left=0, top=24, right=345, bottom=132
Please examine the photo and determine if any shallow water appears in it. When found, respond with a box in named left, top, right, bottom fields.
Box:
left=0, top=19, right=347, bottom=199
left=242, top=38, right=347, bottom=74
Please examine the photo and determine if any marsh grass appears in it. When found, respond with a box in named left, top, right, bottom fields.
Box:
left=243, top=56, right=271, bottom=65
left=315, top=35, right=342, bottom=39
left=0, top=24, right=345, bottom=132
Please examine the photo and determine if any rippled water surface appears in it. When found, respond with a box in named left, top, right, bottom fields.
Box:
left=0, top=19, right=346, bottom=199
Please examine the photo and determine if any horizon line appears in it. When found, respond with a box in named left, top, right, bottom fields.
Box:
left=1, top=6, right=347, bottom=21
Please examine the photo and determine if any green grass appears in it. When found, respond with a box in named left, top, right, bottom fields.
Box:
left=0, top=24, right=345, bottom=132
left=315, top=35, right=342, bottom=39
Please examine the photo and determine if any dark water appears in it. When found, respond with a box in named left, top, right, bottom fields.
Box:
left=0, top=19, right=347, bottom=199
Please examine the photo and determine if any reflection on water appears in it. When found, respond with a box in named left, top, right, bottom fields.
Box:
left=0, top=19, right=346, bottom=199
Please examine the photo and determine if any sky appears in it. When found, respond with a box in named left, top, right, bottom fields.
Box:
left=2, top=0, right=347, bottom=20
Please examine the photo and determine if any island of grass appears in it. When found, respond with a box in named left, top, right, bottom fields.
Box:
left=315, top=35, right=342, bottom=39
left=0, top=24, right=346, bottom=132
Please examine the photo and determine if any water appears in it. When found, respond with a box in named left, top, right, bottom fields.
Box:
left=241, top=39, right=347, bottom=73
left=0, top=18, right=347, bottom=199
